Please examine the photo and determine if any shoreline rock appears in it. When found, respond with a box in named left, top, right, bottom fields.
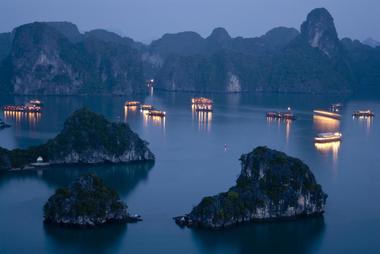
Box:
left=44, top=174, right=141, bottom=227
left=174, top=147, right=327, bottom=229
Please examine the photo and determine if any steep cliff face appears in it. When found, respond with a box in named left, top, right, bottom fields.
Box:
left=0, top=22, right=146, bottom=95
left=300, top=8, right=341, bottom=58
left=0, top=108, right=154, bottom=170
left=155, top=8, right=355, bottom=94
left=44, top=174, right=141, bottom=227
left=0, top=8, right=379, bottom=95
left=175, top=147, right=327, bottom=229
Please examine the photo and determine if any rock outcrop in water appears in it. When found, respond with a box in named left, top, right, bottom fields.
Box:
left=44, top=174, right=141, bottom=227
left=0, top=108, right=154, bottom=170
left=175, top=147, right=327, bottom=229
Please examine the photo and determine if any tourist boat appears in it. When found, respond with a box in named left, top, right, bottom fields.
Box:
left=140, top=104, right=154, bottom=111
left=146, top=110, right=166, bottom=117
left=191, top=97, right=213, bottom=105
left=3, top=103, right=41, bottom=113
left=29, top=99, right=43, bottom=107
left=313, top=109, right=341, bottom=120
left=195, top=105, right=213, bottom=112
left=266, top=111, right=296, bottom=120
left=352, top=110, right=375, bottom=118
left=314, top=132, right=342, bottom=143
left=125, top=101, right=140, bottom=107
left=330, top=103, right=342, bottom=113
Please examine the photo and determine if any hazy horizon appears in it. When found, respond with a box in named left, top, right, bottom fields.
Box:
left=0, top=0, right=379, bottom=43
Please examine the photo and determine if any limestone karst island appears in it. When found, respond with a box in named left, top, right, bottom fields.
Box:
left=0, top=2, right=379, bottom=253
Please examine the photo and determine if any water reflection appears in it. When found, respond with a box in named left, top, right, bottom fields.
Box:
left=315, top=141, right=341, bottom=163
left=0, top=162, right=155, bottom=196
left=191, top=217, right=325, bottom=254
left=124, top=105, right=138, bottom=122
left=192, top=105, right=212, bottom=132
left=143, top=111, right=166, bottom=130
left=3, top=111, right=42, bottom=127
left=313, top=115, right=340, bottom=132
left=353, top=116, right=373, bottom=134
left=266, top=117, right=292, bottom=143
left=44, top=224, right=127, bottom=253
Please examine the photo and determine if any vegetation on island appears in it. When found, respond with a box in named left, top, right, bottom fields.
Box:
left=44, top=174, right=135, bottom=226
left=176, top=146, right=327, bottom=229
left=0, top=108, right=154, bottom=170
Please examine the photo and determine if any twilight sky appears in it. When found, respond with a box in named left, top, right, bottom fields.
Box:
left=0, top=0, right=379, bottom=43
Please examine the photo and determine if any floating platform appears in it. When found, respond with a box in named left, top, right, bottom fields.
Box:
left=352, top=110, right=375, bottom=118
left=314, top=132, right=342, bottom=143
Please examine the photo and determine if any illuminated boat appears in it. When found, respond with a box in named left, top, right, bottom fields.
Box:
left=140, top=104, right=154, bottom=111
left=125, top=101, right=140, bottom=107
left=330, top=103, right=342, bottom=113
left=191, top=97, right=213, bottom=105
left=352, top=110, right=375, bottom=118
left=313, top=109, right=341, bottom=120
left=29, top=99, right=43, bottom=107
left=266, top=111, right=296, bottom=120
left=314, top=132, right=342, bottom=143
left=195, top=104, right=213, bottom=112
left=3, top=104, right=41, bottom=113
left=147, top=110, right=166, bottom=117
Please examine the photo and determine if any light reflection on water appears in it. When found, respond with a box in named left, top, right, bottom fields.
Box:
left=266, top=117, right=292, bottom=144
left=3, top=111, right=42, bottom=127
left=192, top=105, right=212, bottom=132
left=353, top=116, right=373, bottom=134
left=313, top=115, right=340, bottom=133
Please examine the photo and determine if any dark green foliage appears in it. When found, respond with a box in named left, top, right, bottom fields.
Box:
left=188, top=147, right=327, bottom=226
left=44, top=174, right=127, bottom=221
left=0, top=108, right=153, bottom=170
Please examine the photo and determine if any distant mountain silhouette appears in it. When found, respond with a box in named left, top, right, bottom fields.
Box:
left=0, top=8, right=379, bottom=95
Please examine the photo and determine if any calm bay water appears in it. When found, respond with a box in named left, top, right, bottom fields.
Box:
left=0, top=92, right=379, bottom=254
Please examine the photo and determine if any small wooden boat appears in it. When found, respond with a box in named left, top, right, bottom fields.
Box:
left=314, top=132, right=342, bottom=143
left=352, top=110, right=375, bottom=118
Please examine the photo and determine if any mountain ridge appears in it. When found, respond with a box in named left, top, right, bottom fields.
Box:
left=0, top=8, right=379, bottom=95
